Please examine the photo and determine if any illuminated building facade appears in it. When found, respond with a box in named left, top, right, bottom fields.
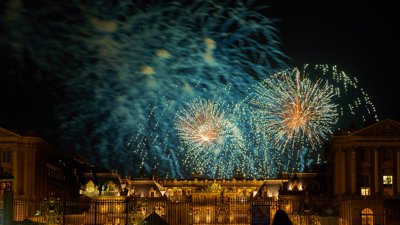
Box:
left=126, top=176, right=286, bottom=224
left=75, top=173, right=324, bottom=225
left=0, top=128, right=90, bottom=201
left=330, top=119, right=400, bottom=225
left=1, top=119, right=400, bottom=224
left=0, top=128, right=52, bottom=200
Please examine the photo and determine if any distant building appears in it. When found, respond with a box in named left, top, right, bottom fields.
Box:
left=0, top=127, right=91, bottom=200
left=77, top=172, right=321, bottom=225
left=79, top=168, right=123, bottom=198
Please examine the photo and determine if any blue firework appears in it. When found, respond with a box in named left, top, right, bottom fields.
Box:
left=1, top=0, right=286, bottom=177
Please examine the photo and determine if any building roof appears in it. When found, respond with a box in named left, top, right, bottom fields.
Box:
left=348, top=119, right=400, bottom=137
left=0, top=127, right=21, bottom=137
left=125, top=179, right=164, bottom=197
left=331, top=119, right=400, bottom=146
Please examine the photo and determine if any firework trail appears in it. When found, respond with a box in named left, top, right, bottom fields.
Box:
left=0, top=0, right=286, bottom=177
left=1, top=0, right=378, bottom=178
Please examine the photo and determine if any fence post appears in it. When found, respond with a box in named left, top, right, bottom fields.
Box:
left=3, top=190, right=13, bottom=225
left=125, top=198, right=129, bottom=225
left=62, top=200, right=66, bottom=225
left=94, top=201, right=97, bottom=225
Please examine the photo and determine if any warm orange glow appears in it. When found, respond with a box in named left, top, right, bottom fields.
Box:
left=200, top=134, right=212, bottom=142
left=284, top=72, right=308, bottom=136
left=197, top=125, right=218, bottom=144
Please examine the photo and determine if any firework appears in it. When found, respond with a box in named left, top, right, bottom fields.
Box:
left=2, top=0, right=379, bottom=178
left=311, top=64, right=379, bottom=125
left=1, top=0, right=286, bottom=177
left=250, top=68, right=338, bottom=153
left=246, top=65, right=378, bottom=174
left=175, top=99, right=247, bottom=178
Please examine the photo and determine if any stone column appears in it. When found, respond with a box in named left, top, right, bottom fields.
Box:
left=350, top=148, right=357, bottom=194
left=334, top=147, right=340, bottom=195
left=12, top=150, right=18, bottom=195
left=23, top=145, right=29, bottom=198
left=335, top=147, right=347, bottom=195
left=397, top=148, right=400, bottom=194
left=32, top=148, right=36, bottom=199
left=27, top=148, right=33, bottom=198
left=374, top=148, right=379, bottom=194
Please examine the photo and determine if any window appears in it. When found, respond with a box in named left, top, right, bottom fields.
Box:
left=2, top=151, right=11, bottom=163
left=384, top=186, right=394, bottom=196
left=361, top=208, right=374, bottom=225
left=383, top=175, right=393, bottom=185
left=383, top=175, right=393, bottom=196
left=360, top=150, right=369, bottom=162
left=361, top=175, right=371, bottom=187
left=1, top=182, right=12, bottom=190
left=383, top=150, right=392, bottom=161
left=361, top=187, right=370, bottom=196
left=361, top=176, right=371, bottom=196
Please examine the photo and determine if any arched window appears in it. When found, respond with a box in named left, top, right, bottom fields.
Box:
left=361, top=208, right=373, bottom=225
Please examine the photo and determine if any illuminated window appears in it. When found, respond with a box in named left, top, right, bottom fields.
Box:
left=361, top=208, right=373, bottom=225
left=1, top=182, right=12, bottom=190
left=361, top=187, right=370, bottom=196
left=383, top=176, right=394, bottom=196
left=206, top=210, right=211, bottom=223
left=194, top=211, right=200, bottom=223
left=383, top=175, right=393, bottom=185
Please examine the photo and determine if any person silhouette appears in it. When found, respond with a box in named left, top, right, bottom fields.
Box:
left=272, top=209, right=293, bottom=225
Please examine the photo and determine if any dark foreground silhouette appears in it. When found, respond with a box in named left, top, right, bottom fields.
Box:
left=272, top=209, right=293, bottom=225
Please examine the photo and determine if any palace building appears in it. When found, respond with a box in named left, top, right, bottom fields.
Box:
left=1, top=119, right=400, bottom=225
left=0, top=128, right=91, bottom=201
left=330, top=119, right=400, bottom=225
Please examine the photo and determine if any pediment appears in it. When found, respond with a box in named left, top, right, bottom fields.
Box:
left=349, top=119, right=400, bottom=137
left=0, top=127, right=21, bottom=137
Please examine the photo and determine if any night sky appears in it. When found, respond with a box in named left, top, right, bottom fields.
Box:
left=267, top=1, right=399, bottom=122
left=1, top=0, right=399, bottom=135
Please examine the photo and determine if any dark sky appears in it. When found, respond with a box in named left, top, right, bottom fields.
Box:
left=267, top=1, right=399, bottom=122
left=1, top=1, right=399, bottom=135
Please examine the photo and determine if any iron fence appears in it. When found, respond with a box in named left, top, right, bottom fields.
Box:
left=11, top=196, right=387, bottom=225
left=13, top=197, right=278, bottom=225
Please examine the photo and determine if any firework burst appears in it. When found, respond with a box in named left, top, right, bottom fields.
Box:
left=175, top=100, right=225, bottom=150
left=1, top=0, right=287, bottom=177
left=175, top=99, right=247, bottom=178
left=1, top=0, right=380, bottom=178
left=250, top=68, right=338, bottom=153
left=246, top=65, right=378, bottom=174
